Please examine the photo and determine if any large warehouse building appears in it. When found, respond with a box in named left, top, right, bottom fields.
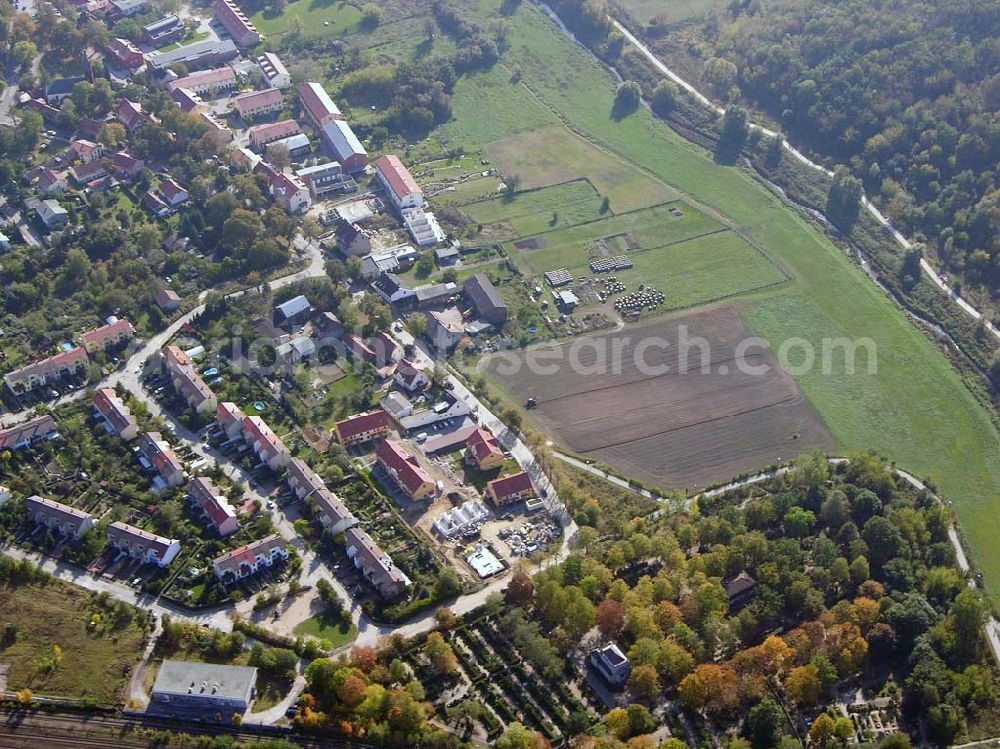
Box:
left=150, top=660, right=258, bottom=714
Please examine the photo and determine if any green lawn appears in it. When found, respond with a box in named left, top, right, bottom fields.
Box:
left=293, top=614, right=358, bottom=648
left=158, top=29, right=209, bottom=53
left=446, top=0, right=1000, bottom=604
left=462, top=180, right=609, bottom=235
left=0, top=577, right=149, bottom=704
left=251, top=0, right=363, bottom=39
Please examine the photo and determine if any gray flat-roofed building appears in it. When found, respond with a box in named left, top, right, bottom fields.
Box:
left=147, top=39, right=238, bottom=71
left=151, top=660, right=257, bottom=713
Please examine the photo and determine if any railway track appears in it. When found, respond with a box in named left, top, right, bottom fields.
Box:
left=0, top=709, right=371, bottom=749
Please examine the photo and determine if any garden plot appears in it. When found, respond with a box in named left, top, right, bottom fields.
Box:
left=483, top=306, right=835, bottom=491
left=461, top=180, right=608, bottom=236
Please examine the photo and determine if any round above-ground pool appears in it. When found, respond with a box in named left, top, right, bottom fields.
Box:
left=253, top=401, right=265, bottom=411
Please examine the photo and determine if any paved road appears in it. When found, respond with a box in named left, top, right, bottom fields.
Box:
left=602, top=12, right=1000, bottom=344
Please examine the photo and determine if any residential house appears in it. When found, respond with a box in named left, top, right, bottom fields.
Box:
left=485, top=471, right=534, bottom=506
left=242, top=415, right=289, bottom=470
left=107, top=521, right=181, bottom=567
left=345, top=527, right=410, bottom=599
left=285, top=459, right=356, bottom=533
left=145, top=191, right=170, bottom=217
left=463, top=273, right=508, bottom=325
left=334, top=219, right=372, bottom=257
left=233, top=87, right=283, bottom=120
left=296, top=161, right=354, bottom=199
left=187, top=477, right=239, bottom=536
left=0, top=415, right=59, bottom=450
left=171, top=86, right=203, bottom=113
left=81, top=318, right=134, bottom=353
left=360, top=244, right=420, bottom=280
left=70, top=138, right=104, bottom=163
left=254, top=161, right=311, bottom=214
left=116, top=99, right=154, bottom=133
left=212, top=534, right=287, bottom=582
left=274, top=335, right=315, bottom=366
left=162, top=345, right=216, bottom=413
left=216, top=402, right=247, bottom=441
left=374, top=154, right=423, bottom=212
left=312, top=312, right=344, bottom=341
left=106, top=37, right=144, bottom=68
left=371, top=331, right=401, bottom=367
left=273, top=294, right=312, bottom=327
left=589, top=643, right=630, bottom=687
left=158, top=178, right=188, bottom=207
left=371, top=273, right=415, bottom=307
left=320, top=120, right=368, bottom=173
left=0, top=232, right=9, bottom=251
left=3, top=347, right=88, bottom=395
left=166, top=67, right=237, bottom=98
left=138, top=431, right=186, bottom=488
left=20, top=97, right=59, bottom=121
left=464, top=428, right=504, bottom=471
left=376, top=439, right=435, bottom=501
left=215, top=0, right=260, bottom=47
left=143, top=15, right=185, bottom=46
left=332, top=409, right=389, bottom=447
left=723, top=571, right=757, bottom=611
left=267, top=132, right=310, bottom=159
left=38, top=168, right=67, bottom=195
left=434, top=244, right=460, bottom=265
left=257, top=52, right=290, bottom=88
left=200, top=112, right=233, bottom=144
left=70, top=159, right=111, bottom=186
left=108, top=0, right=147, bottom=19
left=31, top=198, right=69, bottom=230
left=147, top=39, right=238, bottom=71
left=426, top=307, right=465, bottom=352
left=248, top=119, right=301, bottom=151
left=111, top=151, right=144, bottom=180
left=24, top=495, right=93, bottom=538
left=155, top=288, right=181, bottom=311
left=344, top=333, right=375, bottom=364
left=93, top=387, right=138, bottom=440
left=394, top=359, right=429, bottom=393
left=298, top=81, right=342, bottom=128
left=45, top=77, right=86, bottom=105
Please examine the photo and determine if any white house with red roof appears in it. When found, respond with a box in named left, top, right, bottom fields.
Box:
left=332, top=409, right=389, bottom=447
left=254, top=161, right=311, bottom=214
left=38, top=168, right=67, bottom=194
left=374, top=154, right=423, bottom=211
left=138, top=431, right=186, bottom=488
left=345, top=527, right=410, bottom=599
left=93, top=387, right=138, bottom=441
left=3, top=347, right=89, bottom=395
left=107, top=521, right=180, bottom=567
left=394, top=359, right=429, bottom=393
left=158, top=178, right=188, bottom=206
left=242, top=415, right=289, bottom=470
left=81, top=318, right=134, bottom=353
left=213, top=534, right=287, bottom=582
left=116, top=99, right=154, bottom=133
left=376, top=439, right=435, bottom=501
left=188, top=477, right=239, bottom=536
left=216, top=402, right=247, bottom=441
left=233, top=87, right=283, bottom=120
left=70, top=138, right=105, bottom=163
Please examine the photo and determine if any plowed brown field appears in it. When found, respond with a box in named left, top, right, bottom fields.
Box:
left=483, top=306, right=835, bottom=491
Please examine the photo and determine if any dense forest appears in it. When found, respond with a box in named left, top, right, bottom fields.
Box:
left=637, top=0, right=1000, bottom=304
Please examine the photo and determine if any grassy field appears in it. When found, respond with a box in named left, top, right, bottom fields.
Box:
left=621, top=0, right=732, bottom=25
left=293, top=615, right=358, bottom=648
left=487, top=124, right=677, bottom=212
left=443, top=0, right=1000, bottom=603
left=0, top=578, right=148, bottom=704
left=509, top=201, right=725, bottom=274
left=462, top=180, right=608, bottom=235
left=251, top=0, right=363, bottom=39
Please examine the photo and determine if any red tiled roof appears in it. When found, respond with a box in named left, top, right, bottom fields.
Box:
left=334, top=409, right=388, bottom=442
left=233, top=87, right=282, bottom=116
left=466, top=428, right=502, bottom=463
left=188, top=477, right=237, bottom=531
left=377, top=439, right=432, bottom=497
left=487, top=471, right=533, bottom=500
left=213, top=534, right=284, bottom=573
left=81, top=318, right=134, bottom=347
left=374, top=154, right=420, bottom=202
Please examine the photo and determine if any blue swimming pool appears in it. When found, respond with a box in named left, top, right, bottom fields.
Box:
left=202, top=367, right=219, bottom=376
left=253, top=401, right=265, bottom=411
